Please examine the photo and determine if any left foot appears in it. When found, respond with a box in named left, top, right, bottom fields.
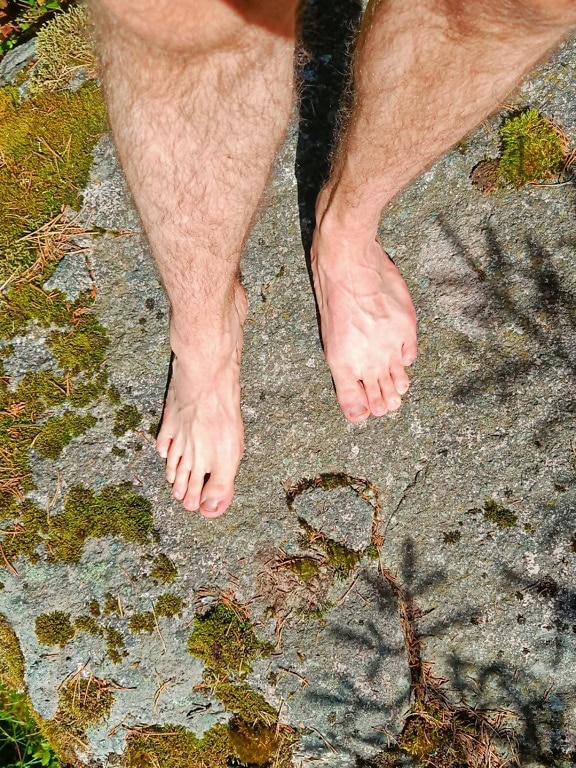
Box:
left=311, top=191, right=418, bottom=422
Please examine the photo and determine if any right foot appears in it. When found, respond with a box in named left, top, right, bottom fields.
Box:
left=155, top=285, right=247, bottom=518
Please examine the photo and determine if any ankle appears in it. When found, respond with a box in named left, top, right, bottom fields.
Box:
left=315, top=182, right=382, bottom=242
left=169, top=287, right=245, bottom=356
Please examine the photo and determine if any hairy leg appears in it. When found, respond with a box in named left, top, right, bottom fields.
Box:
left=312, top=0, right=576, bottom=422
left=90, top=0, right=296, bottom=516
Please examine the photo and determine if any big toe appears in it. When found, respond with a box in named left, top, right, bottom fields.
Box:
left=199, top=469, right=236, bottom=519
left=332, top=369, right=370, bottom=422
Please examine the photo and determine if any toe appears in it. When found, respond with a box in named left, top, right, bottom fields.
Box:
left=379, top=373, right=401, bottom=412
left=165, top=440, right=183, bottom=484
left=332, top=369, right=370, bottom=422
left=182, top=470, right=205, bottom=513
left=156, top=433, right=172, bottom=459
left=391, top=358, right=410, bottom=396
left=199, top=469, right=236, bottom=519
left=402, top=339, right=418, bottom=366
left=364, top=375, right=387, bottom=417
left=172, top=459, right=191, bottom=500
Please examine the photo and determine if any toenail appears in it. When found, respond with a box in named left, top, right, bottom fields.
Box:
left=349, top=405, right=367, bottom=418
left=390, top=397, right=401, bottom=409
left=398, top=382, right=409, bottom=394
left=200, top=498, right=219, bottom=513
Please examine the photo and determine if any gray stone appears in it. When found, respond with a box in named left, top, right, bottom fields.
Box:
left=0, top=38, right=36, bottom=86
left=3, top=325, right=59, bottom=386
left=293, top=486, right=375, bottom=551
left=43, top=251, right=94, bottom=301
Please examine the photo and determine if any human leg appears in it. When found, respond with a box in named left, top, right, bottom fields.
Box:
left=89, top=0, right=296, bottom=516
left=312, top=0, right=576, bottom=422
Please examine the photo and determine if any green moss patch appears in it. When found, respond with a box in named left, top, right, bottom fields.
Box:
left=0, top=483, right=155, bottom=568
left=74, top=615, right=102, bottom=636
left=103, top=626, right=126, bottom=664
left=150, top=553, right=178, bottom=584
left=128, top=612, right=155, bottom=634
left=483, top=498, right=518, bottom=529
left=155, top=593, right=183, bottom=618
left=33, top=411, right=96, bottom=459
left=112, top=403, right=142, bottom=437
left=0, top=615, right=25, bottom=690
left=122, top=724, right=231, bottom=768
left=498, top=109, right=568, bottom=188
left=35, top=611, right=74, bottom=647
left=0, top=82, right=106, bottom=283
left=187, top=603, right=270, bottom=677
left=30, top=6, right=95, bottom=94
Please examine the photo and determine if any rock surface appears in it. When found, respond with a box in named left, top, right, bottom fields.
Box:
left=1, top=10, right=576, bottom=768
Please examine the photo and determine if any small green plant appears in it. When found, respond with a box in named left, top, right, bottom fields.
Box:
left=498, top=108, right=568, bottom=188
left=0, top=685, right=58, bottom=768
left=0, top=0, right=66, bottom=56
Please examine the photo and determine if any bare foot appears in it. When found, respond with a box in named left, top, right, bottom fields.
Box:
left=155, top=285, right=247, bottom=518
left=311, top=194, right=418, bottom=422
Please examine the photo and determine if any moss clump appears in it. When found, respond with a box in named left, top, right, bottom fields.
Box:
left=150, top=553, right=178, bottom=584
left=128, top=612, right=156, bottom=634
left=298, top=520, right=362, bottom=580
left=103, top=626, right=126, bottom=664
left=397, top=702, right=472, bottom=766
left=67, top=371, right=109, bottom=408
left=112, top=404, right=142, bottom=437
left=111, top=445, right=127, bottom=458
left=0, top=483, right=154, bottom=569
left=31, top=6, right=95, bottom=94
left=122, top=723, right=231, bottom=768
left=0, top=82, right=106, bottom=285
left=88, top=599, right=100, bottom=617
left=49, top=314, right=109, bottom=375
left=103, top=592, right=120, bottom=616
left=155, top=593, right=183, bottom=618
left=56, top=676, right=114, bottom=731
left=42, top=675, right=115, bottom=761
left=33, top=411, right=96, bottom=459
left=49, top=482, right=155, bottom=563
left=0, top=615, right=25, bottom=689
left=498, top=109, right=568, bottom=188
left=483, top=498, right=518, bottom=529
left=35, top=611, right=74, bottom=647
left=74, top=615, right=101, bottom=636
left=286, top=556, right=322, bottom=581
left=442, top=530, right=462, bottom=544
left=0, top=500, right=46, bottom=564
left=107, top=384, right=122, bottom=405
left=187, top=603, right=270, bottom=677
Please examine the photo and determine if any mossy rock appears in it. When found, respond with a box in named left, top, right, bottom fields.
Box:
left=0, top=615, right=25, bottom=689
left=150, top=553, right=178, bottom=584
left=498, top=109, right=568, bottom=188
left=35, top=611, right=74, bottom=647
left=187, top=603, right=270, bottom=677
left=0, top=483, right=155, bottom=566
left=112, top=403, right=142, bottom=437
left=128, top=612, right=156, bottom=634
left=0, top=82, right=106, bottom=285
left=33, top=411, right=96, bottom=459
